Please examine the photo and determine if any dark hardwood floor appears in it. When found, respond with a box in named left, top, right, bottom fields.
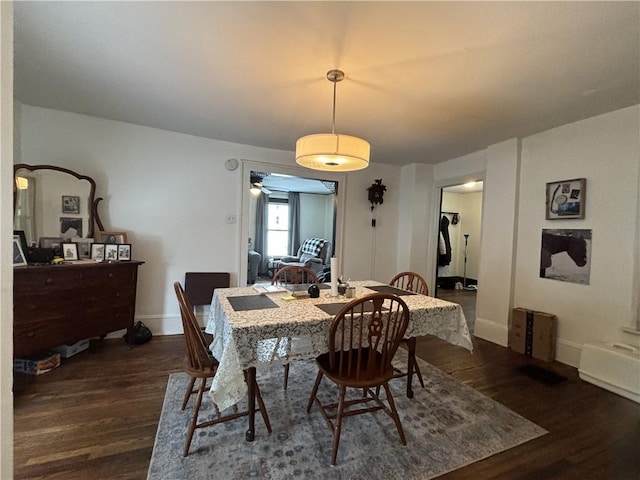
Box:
left=14, top=332, right=639, bottom=479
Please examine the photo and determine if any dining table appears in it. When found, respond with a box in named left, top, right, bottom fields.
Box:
left=205, top=280, right=473, bottom=441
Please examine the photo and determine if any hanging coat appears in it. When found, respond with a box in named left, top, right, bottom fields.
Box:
left=438, top=215, right=452, bottom=266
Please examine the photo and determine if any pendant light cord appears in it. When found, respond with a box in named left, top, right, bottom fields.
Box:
left=331, top=77, right=337, bottom=135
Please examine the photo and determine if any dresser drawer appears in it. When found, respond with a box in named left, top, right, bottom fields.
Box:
left=14, top=312, right=79, bottom=358
left=83, top=304, right=134, bottom=333
left=83, top=287, right=136, bottom=308
left=14, top=269, right=82, bottom=296
left=82, top=266, right=137, bottom=288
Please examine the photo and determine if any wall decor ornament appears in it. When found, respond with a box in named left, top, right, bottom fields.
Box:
left=545, top=178, right=586, bottom=220
left=367, top=179, right=386, bottom=228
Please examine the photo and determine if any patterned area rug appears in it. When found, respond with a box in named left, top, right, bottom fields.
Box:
left=148, top=353, right=546, bottom=479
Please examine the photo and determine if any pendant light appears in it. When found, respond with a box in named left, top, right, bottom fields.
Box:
left=295, top=69, right=370, bottom=172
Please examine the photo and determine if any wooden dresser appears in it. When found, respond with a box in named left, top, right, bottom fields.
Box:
left=13, top=261, right=144, bottom=358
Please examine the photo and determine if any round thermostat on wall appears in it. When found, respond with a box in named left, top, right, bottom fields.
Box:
left=224, top=158, right=239, bottom=171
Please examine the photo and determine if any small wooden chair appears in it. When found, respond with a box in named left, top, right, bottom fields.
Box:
left=389, top=271, right=429, bottom=389
left=270, top=265, right=320, bottom=389
left=174, top=282, right=271, bottom=456
left=306, top=293, right=410, bottom=465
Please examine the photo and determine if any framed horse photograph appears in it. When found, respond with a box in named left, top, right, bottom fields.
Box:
left=540, top=229, right=592, bottom=284
left=545, top=178, right=586, bottom=220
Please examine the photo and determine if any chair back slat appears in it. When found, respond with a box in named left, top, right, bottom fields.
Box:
left=174, top=282, right=216, bottom=372
left=389, top=271, right=429, bottom=296
left=272, top=265, right=319, bottom=285
left=328, top=293, right=409, bottom=382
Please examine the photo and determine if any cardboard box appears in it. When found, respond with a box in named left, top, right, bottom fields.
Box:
left=509, top=307, right=529, bottom=355
left=52, top=338, right=90, bottom=358
left=14, top=352, right=61, bottom=375
left=531, top=311, right=556, bottom=362
left=509, top=308, right=557, bottom=362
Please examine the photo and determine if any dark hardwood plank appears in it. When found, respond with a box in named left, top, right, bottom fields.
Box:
left=14, top=333, right=639, bottom=479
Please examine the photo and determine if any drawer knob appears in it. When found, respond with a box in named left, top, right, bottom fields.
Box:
left=108, top=273, right=114, bottom=278
left=27, top=332, right=35, bottom=338
left=45, top=278, right=53, bottom=285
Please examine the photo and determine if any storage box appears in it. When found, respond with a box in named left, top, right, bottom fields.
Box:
left=509, top=308, right=557, bottom=361
left=52, top=338, right=90, bottom=358
left=14, top=352, right=61, bottom=375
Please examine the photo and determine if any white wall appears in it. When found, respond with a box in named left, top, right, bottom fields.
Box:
left=0, top=1, right=13, bottom=476
left=514, top=106, right=640, bottom=366
left=16, top=103, right=402, bottom=334
left=342, top=163, right=402, bottom=283
left=299, top=193, right=334, bottom=243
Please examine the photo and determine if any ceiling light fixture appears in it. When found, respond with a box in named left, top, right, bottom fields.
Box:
left=295, top=69, right=370, bottom=172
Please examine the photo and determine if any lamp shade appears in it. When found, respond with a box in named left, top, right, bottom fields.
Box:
left=295, top=133, right=370, bottom=172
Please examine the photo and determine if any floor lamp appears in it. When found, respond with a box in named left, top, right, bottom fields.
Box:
left=462, top=234, right=470, bottom=289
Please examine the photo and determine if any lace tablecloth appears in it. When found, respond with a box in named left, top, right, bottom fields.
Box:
left=205, top=280, right=473, bottom=411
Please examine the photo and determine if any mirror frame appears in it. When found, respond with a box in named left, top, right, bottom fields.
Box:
left=13, top=164, right=104, bottom=239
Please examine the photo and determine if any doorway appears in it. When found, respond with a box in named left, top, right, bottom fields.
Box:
left=435, top=181, right=483, bottom=334
left=245, top=169, right=341, bottom=285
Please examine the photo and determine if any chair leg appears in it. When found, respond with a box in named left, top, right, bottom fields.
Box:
left=382, top=381, right=407, bottom=445
left=306, top=370, right=324, bottom=413
left=184, top=378, right=206, bottom=457
left=254, top=378, right=272, bottom=433
left=331, top=385, right=347, bottom=466
left=283, top=364, right=290, bottom=390
left=181, top=376, right=197, bottom=411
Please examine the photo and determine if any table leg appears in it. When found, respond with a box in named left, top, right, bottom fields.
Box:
left=406, top=337, right=416, bottom=399
left=245, top=367, right=256, bottom=442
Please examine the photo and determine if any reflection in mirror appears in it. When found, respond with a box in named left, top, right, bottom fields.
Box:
left=13, top=164, right=101, bottom=246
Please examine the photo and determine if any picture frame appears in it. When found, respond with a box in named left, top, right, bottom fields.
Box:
left=104, top=244, right=119, bottom=261
left=95, top=230, right=128, bottom=244
left=118, top=244, right=132, bottom=261
left=39, top=236, right=63, bottom=255
left=545, top=178, right=586, bottom=220
left=74, top=237, right=94, bottom=259
left=90, top=243, right=105, bottom=261
left=13, top=236, right=28, bottom=266
left=13, top=230, right=29, bottom=256
left=62, top=195, right=80, bottom=214
left=62, top=242, right=79, bottom=261
left=60, top=217, right=83, bottom=238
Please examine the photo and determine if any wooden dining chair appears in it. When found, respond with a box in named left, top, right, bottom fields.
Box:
left=306, top=293, right=410, bottom=465
left=389, top=271, right=429, bottom=390
left=174, top=282, right=272, bottom=456
left=389, top=271, right=429, bottom=296
left=271, top=265, right=319, bottom=285
left=270, top=265, right=320, bottom=389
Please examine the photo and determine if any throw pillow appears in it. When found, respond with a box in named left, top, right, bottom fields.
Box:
left=301, top=238, right=326, bottom=257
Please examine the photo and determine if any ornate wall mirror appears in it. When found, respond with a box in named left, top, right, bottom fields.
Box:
left=13, top=164, right=104, bottom=247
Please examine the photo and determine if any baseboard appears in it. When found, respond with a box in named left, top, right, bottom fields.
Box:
left=579, top=341, right=640, bottom=404
left=474, top=317, right=508, bottom=346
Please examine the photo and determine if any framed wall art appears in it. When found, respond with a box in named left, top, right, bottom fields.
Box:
left=62, top=195, right=80, bottom=214
left=546, top=178, right=586, bottom=220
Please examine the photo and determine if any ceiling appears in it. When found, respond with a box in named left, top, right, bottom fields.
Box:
left=13, top=2, right=639, bottom=168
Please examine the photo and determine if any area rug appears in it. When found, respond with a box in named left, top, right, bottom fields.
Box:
left=148, top=353, right=546, bottom=479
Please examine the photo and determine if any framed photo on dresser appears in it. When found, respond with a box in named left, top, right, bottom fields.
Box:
left=118, top=244, right=131, bottom=261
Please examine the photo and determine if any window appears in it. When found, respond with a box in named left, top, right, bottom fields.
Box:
left=267, top=201, right=288, bottom=257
